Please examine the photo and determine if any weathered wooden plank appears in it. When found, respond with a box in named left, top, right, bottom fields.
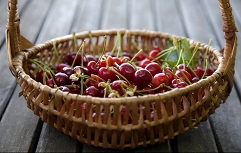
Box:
left=35, top=124, right=78, bottom=152
left=177, top=120, right=218, bottom=152
left=129, top=0, right=155, bottom=30
left=100, top=0, right=128, bottom=29
left=154, top=0, right=186, bottom=36
left=36, top=0, right=79, bottom=43
left=0, top=86, right=42, bottom=152
left=0, top=0, right=53, bottom=152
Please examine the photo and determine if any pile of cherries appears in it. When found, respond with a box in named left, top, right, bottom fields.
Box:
left=35, top=45, right=213, bottom=98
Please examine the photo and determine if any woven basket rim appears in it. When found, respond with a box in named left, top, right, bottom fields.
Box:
left=13, top=29, right=226, bottom=104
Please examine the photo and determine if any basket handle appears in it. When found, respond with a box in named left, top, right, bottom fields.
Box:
left=5, top=0, right=238, bottom=74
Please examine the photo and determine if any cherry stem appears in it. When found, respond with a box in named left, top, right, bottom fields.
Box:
left=116, top=31, right=122, bottom=58
left=129, top=49, right=143, bottom=63
left=202, top=39, right=212, bottom=69
left=187, top=43, right=200, bottom=68
left=135, top=83, right=164, bottom=93
left=72, top=31, right=77, bottom=52
left=71, top=41, right=85, bottom=68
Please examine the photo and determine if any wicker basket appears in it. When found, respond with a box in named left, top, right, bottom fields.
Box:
left=6, top=0, right=238, bottom=149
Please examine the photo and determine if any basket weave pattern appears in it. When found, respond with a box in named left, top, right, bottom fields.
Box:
left=6, top=0, right=238, bottom=149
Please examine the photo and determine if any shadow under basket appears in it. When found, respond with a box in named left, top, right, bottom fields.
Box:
left=6, top=0, right=238, bottom=150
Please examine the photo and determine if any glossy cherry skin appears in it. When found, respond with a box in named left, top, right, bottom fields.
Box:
left=119, top=63, right=136, bottom=81
left=83, top=86, right=101, bottom=97
left=175, top=69, right=192, bottom=84
left=57, top=63, right=70, bottom=72
left=98, top=67, right=117, bottom=82
left=151, top=72, right=167, bottom=88
left=46, top=79, right=54, bottom=88
left=86, top=61, right=100, bottom=75
left=145, top=62, right=162, bottom=76
left=135, top=52, right=146, bottom=61
left=139, top=58, right=151, bottom=68
left=53, top=72, right=70, bottom=86
left=148, top=49, right=160, bottom=61
left=134, top=69, right=153, bottom=87
left=83, top=54, right=96, bottom=66
left=110, top=80, right=128, bottom=96
left=61, top=66, right=74, bottom=77
left=194, top=66, right=204, bottom=79
left=65, top=51, right=82, bottom=66
left=58, top=86, right=70, bottom=92
left=36, top=70, right=51, bottom=83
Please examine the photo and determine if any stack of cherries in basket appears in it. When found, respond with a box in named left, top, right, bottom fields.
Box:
left=34, top=38, right=214, bottom=98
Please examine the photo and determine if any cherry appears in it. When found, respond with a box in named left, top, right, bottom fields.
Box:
left=148, top=49, right=160, bottom=61
left=58, top=86, right=70, bottom=92
left=83, top=86, right=101, bottom=97
left=61, top=66, right=74, bottom=77
left=53, top=72, right=70, bottom=86
left=171, top=79, right=187, bottom=88
left=163, top=67, right=174, bottom=85
left=175, top=69, right=192, bottom=84
left=194, top=66, right=204, bottom=79
left=86, top=75, right=102, bottom=88
left=36, top=70, right=51, bottom=83
left=134, top=69, right=153, bottom=87
left=139, top=58, right=151, bottom=68
left=151, top=72, right=167, bottom=88
left=73, top=66, right=90, bottom=76
left=177, top=64, right=195, bottom=78
left=86, top=61, right=100, bottom=75
left=83, top=54, right=96, bottom=66
left=119, top=63, right=136, bottom=81
left=46, top=79, right=54, bottom=88
left=152, top=45, right=161, bottom=52
left=112, top=57, right=123, bottom=65
left=145, top=62, right=162, bottom=76
left=205, top=68, right=213, bottom=76
left=99, top=55, right=114, bottom=67
left=57, top=63, right=70, bottom=72
left=98, top=67, right=117, bottom=82
left=110, top=80, right=128, bottom=96
left=65, top=51, right=82, bottom=66
left=135, top=52, right=146, bottom=61
left=69, top=86, right=81, bottom=94
left=121, top=56, right=131, bottom=63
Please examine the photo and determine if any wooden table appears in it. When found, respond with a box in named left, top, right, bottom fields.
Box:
left=0, top=0, right=241, bottom=152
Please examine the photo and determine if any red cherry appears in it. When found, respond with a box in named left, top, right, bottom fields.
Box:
left=171, top=79, right=187, bottom=88
left=148, top=50, right=160, bottom=61
left=46, top=79, right=54, bottom=88
left=98, top=67, right=117, bottom=82
left=112, top=57, right=123, bottom=65
left=83, top=86, right=101, bottom=97
left=194, top=66, right=204, bottom=79
left=69, top=86, right=81, bottom=94
left=36, top=70, right=51, bottom=83
left=65, top=51, right=82, bottom=66
left=86, top=75, right=101, bottom=88
left=58, top=86, right=70, bottom=92
left=53, top=72, right=70, bottom=86
left=134, top=69, right=153, bottom=87
left=177, top=64, right=195, bottom=77
left=175, top=69, right=192, bottom=84
left=151, top=72, right=167, bottom=88
left=83, top=54, right=96, bottom=66
left=139, top=58, right=151, bottom=68
left=57, top=63, right=70, bottom=72
left=86, top=61, right=100, bottom=75
left=145, top=62, right=162, bottom=76
left=135, top=52, right=146, bottom=61
left=119, top=63, right=136, bottom=81
left=121, top=56, right=131, bottom=63
left=110, top=80, right=128, bottom=96
left=99, top=55, right=114, bottom=67
left=205, top=68, right=213, bottom=76
left=61, top=66, right=74, bottom=77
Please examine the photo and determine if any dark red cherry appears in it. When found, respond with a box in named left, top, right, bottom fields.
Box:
left=145, top=62, right=162, bottom=76
left=57, top=63, right=70, bottom=72
left=175, top=69, right=192, bottom=84
left=83, top=86, right=100, bottom=97
left=98, top=67, right=117, bottom=82
left=46, top=79, right=54, bottom=88
left=58, top=86, right=70, bottom=92
left=139, top=58, right=151, bottom=68
left=86, top=61, right=100, bottom=75
left=61, top=66, right=74, bottom=77
left=36, top=70, right=51, bottom=83
left=83, top=54, right=96, bottom=66
left=119, top=63, right=136, bottom=81
left=110, top=80, right=128, bottom=96
left=53, top=72, right=70, bottom=86
left=134, top=69, right=153, bottom=87
left=66, top=51, right=82, bottom=66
